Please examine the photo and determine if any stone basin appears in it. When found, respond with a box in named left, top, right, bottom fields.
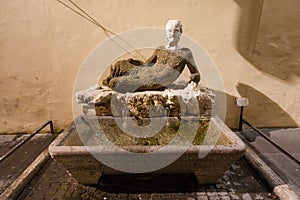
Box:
left=49, top=116, right=245, bottom=185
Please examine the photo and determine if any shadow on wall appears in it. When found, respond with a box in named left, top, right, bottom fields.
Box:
left=212, top=86, right=297, bottom=128
left=213, top=90, right=240, bottom=129
left=233, top=0, right=263, bottom=61
left=237, top=83, right=297, bottom=128
left=234, top=0, right=300, bottom=80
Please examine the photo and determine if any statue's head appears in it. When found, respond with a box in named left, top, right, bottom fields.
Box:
left=165, top=20, right=182, bottom=49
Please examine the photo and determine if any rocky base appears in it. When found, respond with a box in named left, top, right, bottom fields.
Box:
left=76, top=83, right=215, bottom=119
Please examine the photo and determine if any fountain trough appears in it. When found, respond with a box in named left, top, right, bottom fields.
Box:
left=49, top=116, right=245, bottom=185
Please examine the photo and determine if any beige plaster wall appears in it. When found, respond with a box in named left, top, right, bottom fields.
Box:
left=239, top=0, right=300, bottom=127
left=0, top=0, right=299, bottom=133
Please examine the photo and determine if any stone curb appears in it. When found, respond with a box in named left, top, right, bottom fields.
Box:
left=273, top=184, right=300, bottom=200
left=0, top=149, right=50, bottom=200
left=237, top=132, right=300, bottom=200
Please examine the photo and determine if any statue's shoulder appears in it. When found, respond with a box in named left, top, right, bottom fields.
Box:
left=180, top=47, right=192, bottom=53
left=177, top=47, right=193, bottom=58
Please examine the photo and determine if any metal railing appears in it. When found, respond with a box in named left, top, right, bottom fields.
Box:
left=0, top=120, right=54, bottom=162
left=238, top=106, right=300, bottom=166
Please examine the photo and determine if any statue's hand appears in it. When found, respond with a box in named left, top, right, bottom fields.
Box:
left=190, top=73, right=200, bottom=83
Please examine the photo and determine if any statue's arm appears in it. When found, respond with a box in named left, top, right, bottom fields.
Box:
left=144, top=49, right=158, bottom=65
left=186, top=50, right=200, bottom=83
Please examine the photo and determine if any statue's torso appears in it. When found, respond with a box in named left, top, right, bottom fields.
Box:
left=154, top=46, right=192, bottom=72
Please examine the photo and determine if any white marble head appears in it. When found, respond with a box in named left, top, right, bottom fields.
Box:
left=165, top=20, right=183, bottom=50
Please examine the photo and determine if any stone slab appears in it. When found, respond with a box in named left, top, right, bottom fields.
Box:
left=241, top=128, right=300, bottom=196
left=0, top=133, right=56, bottom=194
left=76, top=84, right=215, bottom=118
left=0, top=135, right=27, bottom=157
left=269, top=128, right=300, bottom=139
left=0, top=149, right=50, bottom=200
left=263, top=153, right=300, bottom=190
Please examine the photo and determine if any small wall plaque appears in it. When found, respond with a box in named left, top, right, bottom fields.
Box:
left=236, top=97, right=249, bottom=107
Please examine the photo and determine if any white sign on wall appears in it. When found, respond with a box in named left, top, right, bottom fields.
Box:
left=236, top=97, right=249, bottom=107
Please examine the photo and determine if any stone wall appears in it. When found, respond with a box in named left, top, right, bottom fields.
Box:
left=0, top=0, right=299, bottom=133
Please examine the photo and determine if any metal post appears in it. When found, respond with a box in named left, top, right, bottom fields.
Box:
left=239, top=106, right=244, bottom=131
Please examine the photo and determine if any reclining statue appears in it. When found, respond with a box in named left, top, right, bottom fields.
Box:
left=77, top=20, right=215, bottom=118
left=102, top=20, right=200, bottom=93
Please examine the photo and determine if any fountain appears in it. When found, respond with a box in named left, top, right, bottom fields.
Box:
left=49, top=20, right=245, bottom=185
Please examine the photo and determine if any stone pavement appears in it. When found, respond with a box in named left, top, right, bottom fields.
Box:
left=16, top=157, right=277, bottom=199
left=0, top=133, right=56, bottom=195
left=0, top=134, right=28, bottom=157
left=241, top=128, right=300, bottom=196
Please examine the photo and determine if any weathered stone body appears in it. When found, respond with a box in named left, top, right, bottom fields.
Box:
left=102, top=46, right=200, bottom=92
left=102, top=58, right=143, bottom=88
left=101, top=20, right=200, bottom=93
